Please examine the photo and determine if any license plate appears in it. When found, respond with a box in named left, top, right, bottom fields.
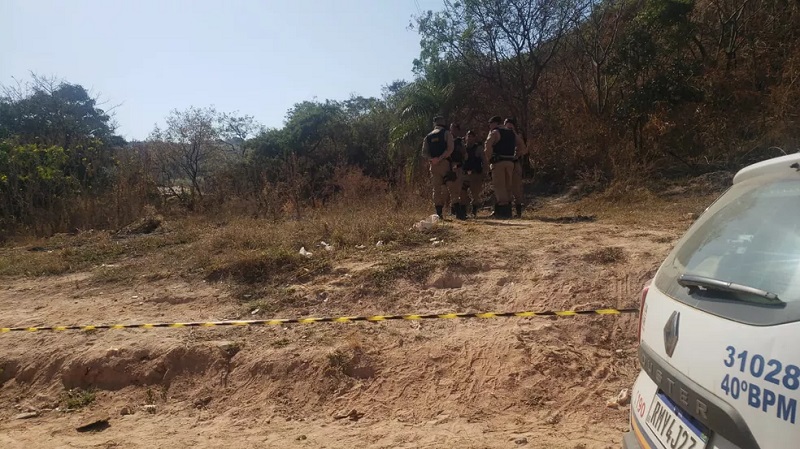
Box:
left=645, top=393, right=709, bottom=449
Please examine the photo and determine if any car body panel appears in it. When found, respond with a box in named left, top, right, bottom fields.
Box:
left=732, top=153, right=800, bottom=185
left=625, top=153, right=800, bottom=449
left=636, top=287, right=800, bottom=448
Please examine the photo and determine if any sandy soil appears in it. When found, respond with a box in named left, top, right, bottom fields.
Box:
left=0, top=202, right=696, bottom=448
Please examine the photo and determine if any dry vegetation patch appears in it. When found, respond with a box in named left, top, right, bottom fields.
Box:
left=204, top=249, right=332, bottom=285
left=0, top=196, right=453, bottom=284
left=583, top=246, right=627, bottom=265
left=0, top=191, right=710, bottom=448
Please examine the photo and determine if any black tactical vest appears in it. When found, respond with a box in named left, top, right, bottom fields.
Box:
left=449, top=137, right=465, bottom=164
left=464, top=143, right=483, bottom=173
left=494, top=128, right=516, bottom=157
left=425, top=127, right=448, bottom=158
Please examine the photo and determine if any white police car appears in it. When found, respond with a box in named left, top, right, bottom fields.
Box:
left=623, top=153, right=800, bottom=449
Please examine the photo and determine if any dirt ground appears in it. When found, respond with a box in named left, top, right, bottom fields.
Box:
left=0, top=196, right=708, bottom=448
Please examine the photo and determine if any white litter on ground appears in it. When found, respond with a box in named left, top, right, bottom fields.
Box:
left=413, top=214, right=441, bottom=231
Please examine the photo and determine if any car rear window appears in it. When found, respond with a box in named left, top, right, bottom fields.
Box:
left=655, top=174, right=800, bottom=324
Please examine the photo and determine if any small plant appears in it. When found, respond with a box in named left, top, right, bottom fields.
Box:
left=271, top=338, right=291, bottom=348
left=145, top=388, right=156, bottom=405
left=326, top=349, right=351, bottom=375
left=325, top=340, right=373, bottom=379
left=61, top=388, right=96, bottom=410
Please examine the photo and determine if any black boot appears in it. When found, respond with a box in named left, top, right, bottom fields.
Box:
left=500, top=204, right=513, bottom=219
left=435, top=206, right=443, bottom=219
left=456, top=204, right=468, bottom=220
left=515, top=204, right=523, bottom=218
left=450, top=204, right=457, bottom=217
left=472, top=205, right=478, bottom=217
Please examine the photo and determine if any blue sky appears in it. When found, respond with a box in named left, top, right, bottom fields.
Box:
left=1, top=0, right=442, bottom=140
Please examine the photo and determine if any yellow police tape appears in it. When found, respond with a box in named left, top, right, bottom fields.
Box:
left=0, top=308, right=638, bottom=334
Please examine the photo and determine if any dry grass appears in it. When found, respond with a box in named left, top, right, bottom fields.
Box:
left=188, top=194, right=448, bottom=287
left=191, top=193, right=443, bottom=255
left=232, top=285, right=318, bottom=317
left=541, top=188, right=716, bottom=228
left=582, top=246, right=627, bottom=264
left=0, top=187, right=714, bottom=296
left=0, top=227, right=197, bottom=277
left=0, top=231, right=128, bottom=277
left=362, top=257, right=436, bottom=286
left=93, top=265, right=140, bottom=284
left=0, top=250, right=71, bottom=276
left=431, top=251, right=485, bottom=274
left=326, top=349, right=352, bottom=375
left=356, top=250, right=484, bottom=293
left=652, top=235, right=674, bottom=244
left=0, top=194, right=447, bottom=289
left=204, top=248, right=332, bottom=284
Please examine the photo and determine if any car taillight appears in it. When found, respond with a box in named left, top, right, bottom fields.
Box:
left=638, top=284, right=650, bottom=343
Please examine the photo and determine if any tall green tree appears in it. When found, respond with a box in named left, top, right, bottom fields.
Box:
left=608, top=0, right=703, bottom=156
left=0, top=141, right=75, bottom=235
left=0, top=74, right=127, bottom=235
left=388, top=61, right=471, bottom=183
left=413, top=0, right=586, bottom=139
left=1, top=74, right=124, bottom=189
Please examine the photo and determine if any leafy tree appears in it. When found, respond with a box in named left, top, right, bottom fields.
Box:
left=341, top=95, right=393, bottom=179
left=149, top=106, right=223, bottom=208
left=0, top=74, right=124, bottom=189
left=388, top=61, right=474, bottom=184
left=0, top=140, right=75, bottom=234
left=0, top=75, right=115, bottom=147
left=413, top=0, right=586, bottom=139
left=0, top=74, right=129, bottom=235
left=608, top=0, right=703, bottom=156
left=218, top=112, right=263, bottom=159
left=563, top=0, right=626, bottom=116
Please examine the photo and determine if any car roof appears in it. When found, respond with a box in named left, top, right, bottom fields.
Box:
left=733, top=152, right=800, bottom=184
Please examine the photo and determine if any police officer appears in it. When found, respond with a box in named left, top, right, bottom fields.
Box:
left=460, top=130, right=484, bottom=217
left=504, top=118, right=529, bottom=218
left=422, top=116, right=454, bottom=219
left=447, top=123, right=468, bottom=220
left=485, top=116, right=524, bottom=219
